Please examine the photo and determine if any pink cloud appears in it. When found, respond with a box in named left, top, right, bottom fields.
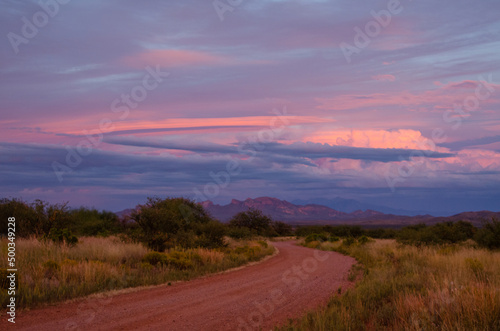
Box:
left=372, top=74, right=396, bottom=82
left=447, top=80, right=480, bottom=89
left=120, top=49, right=236, bottom=68
left=302, top=129, right=452, bottom=152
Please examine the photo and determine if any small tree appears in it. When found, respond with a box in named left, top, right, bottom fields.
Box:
left=272, top=221, right=293, bottom=236
left=69, top=208, right=122, bottom=236
left=131, top=197, right=222, bottom=251
left=0, top=198, right=35, bottom=236
left=229, top=209, right=273, bottom=236
left=475, top=218, right=500, bottom=250
left=0, top=198, right=73, bottom=238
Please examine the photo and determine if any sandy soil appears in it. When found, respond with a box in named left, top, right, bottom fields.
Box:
left=16, top=241, right=355, bottom=331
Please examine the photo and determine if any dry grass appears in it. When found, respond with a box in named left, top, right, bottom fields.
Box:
left=0, top=236, right=274, bottom=310
left=279, top=239, right=500, bottom=331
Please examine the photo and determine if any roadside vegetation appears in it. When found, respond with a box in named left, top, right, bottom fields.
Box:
left=295, top=218, right=500, bottom=249
left=2, top=195, right=499, bottom=329
left=283, top=220, right=500, bottom=330
left=0, top=236, right=273, bottom=309
left=0, top=197, right=276, bottom=309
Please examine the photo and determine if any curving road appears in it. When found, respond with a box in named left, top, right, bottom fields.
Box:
left=17, top=241, right=355, bottom=330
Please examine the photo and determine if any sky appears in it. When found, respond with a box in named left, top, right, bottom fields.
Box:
left=1, top=0, right=500, bottom=214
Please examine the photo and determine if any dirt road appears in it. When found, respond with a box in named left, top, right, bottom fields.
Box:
left=17, top=241, right=355, bottom=330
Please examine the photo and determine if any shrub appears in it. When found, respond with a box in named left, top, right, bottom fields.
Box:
left=296, top=225, right=365, bottom=239
left=305, top=233, right=329, bottom=243
left=140, top=262, right=154, bottom=270
left=193, top=221, right=227, bottom=248
left=44, top=228, right=78, bottom=246
left=68, top=208, right=123, bottom=236
left=227, top=226, right=253, bottom=239
left=397, top=221, right=477, bottom=246
left=358, top=235, right=371, bottom=245
left=142, top=252, right=168, bottom=266
left=271, top=221, right=293, bottom=236
left=257, top=240, right=268, bottom=248
left=365, top=228, right=397, bottom=239
left=0, top=198, right=71, bottom=237
left=131, top=197, right=221, bottom=251
left=342, top=237, right=356, bottom=247
left=166, top=251, right=193, bottom=270
left=228, top=209, right=273, bottom=236
left=474, top=218, right=500, bottom=250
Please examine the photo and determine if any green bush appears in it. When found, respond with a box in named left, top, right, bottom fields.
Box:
left=474, top=219, right=500, bottom=250
left=131, top=197, right=224, bottom=251
left=358, top=235, right=371, bottom=245
left=193, top=221, right=227, bottom=248
left=44, top=228, right=78, bottom=246
left=143, top=251, right=194, bottom=270
left=305, top=233, right=329, bottom=243
left=0, top=198, right=71, bottom=238
left=365, top=228, right=397, bottom=239
left=271, top=221, right=293, bottom=236
left=166, top=251, right=193, bottom=270
left=228, top=209, right=273, bottom=236
left=68, top=208, right=123, bottom=236
left=142, top=252, right=168, bottom=266
left=296, top=225, right=365, bottom=239
left=227, top=226, right=253, bottom=239
left=397, top=221, right=476, bottom=246
left=257, top=240, right=268, bottom=248
left=342, top=237, right=357, bottom=247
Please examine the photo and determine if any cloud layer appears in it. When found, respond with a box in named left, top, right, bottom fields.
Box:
left=1, top=0, right=500, bottom=213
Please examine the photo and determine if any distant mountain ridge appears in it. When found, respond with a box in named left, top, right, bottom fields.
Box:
left=200, top=197, right=499, bottom=227
left=202, top=197, right=388, bottom=222
left=291, top=197, right=450, bottom=216
left=115, top=197, right=499, bottom=228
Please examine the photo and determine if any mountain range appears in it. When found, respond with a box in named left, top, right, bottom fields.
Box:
left=115, top=196, right=499, bottom=228
left=290, top=197, right=451, bottom=216
left=200, top=197, right=499, bottom=228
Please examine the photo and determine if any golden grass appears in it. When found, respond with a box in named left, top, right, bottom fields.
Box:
left=0, top=236, right=274, bottom=310
left=280, top=239, right=500, bottom=331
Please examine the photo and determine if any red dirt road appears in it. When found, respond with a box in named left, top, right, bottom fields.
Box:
left=16, top=242, right=355, bottom=330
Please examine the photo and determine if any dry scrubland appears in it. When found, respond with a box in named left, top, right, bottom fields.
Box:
left=0, top=236, right=273, bottom=309
left=280, top=239, right=500, bottom=331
